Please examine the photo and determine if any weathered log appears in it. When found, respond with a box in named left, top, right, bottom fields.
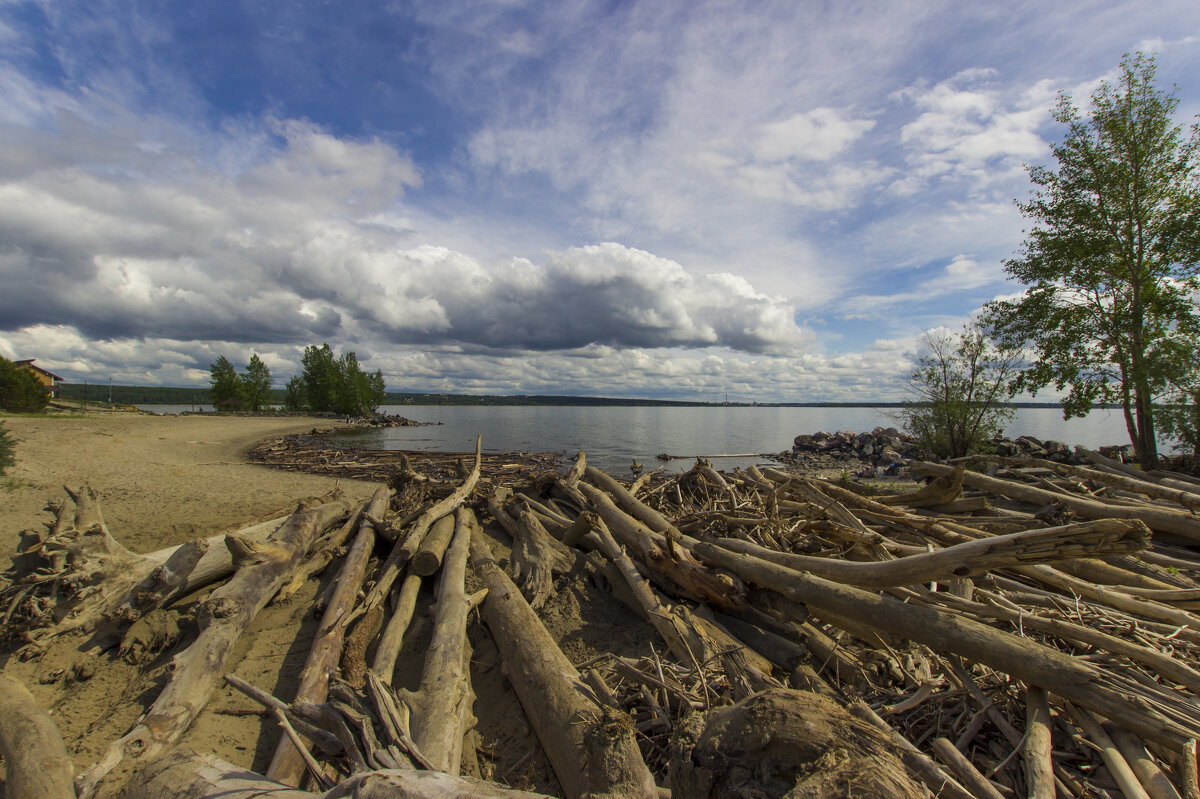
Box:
left=930, top=737, right=1007, bottom=799
left=412, top=513, right=456, bottom=577
left=371, top=571, right=423, bottom=683
left=963, top=454, right=1200, bottom=512
left=589, top=515, right=771, bottom=675
left=512, top=506, right=575, bottom=606
left=77, top=498, right=351, bottom=797
left=351, top=437, right=481, bottom=628
left=6, top=486, right=302, bottom=645
left=692, top=540, right=1200, bottom=748
left=401, top=507, right=486, bottom=774
left=712, top=517, right=1149, bottom=588
left=276, top=502, right=366, bottom=603
left=848, top=699, right=976, bottom=799
left=470, top=531, right=657, bottom=799
left=1066, top=703, right=1153, bottom=799
left=1024, top=686, right=1056, bottom=799
left=577, top=481, right=742, bottom=608
left=669, top=689, right=926, bottom=799
left=1108, top=725, right=1184, bottom=799
left=910, top=459, right=1200, bottom=541
left=584, top=465, right=684, bottom=539
left=878, top=464, right=965, bottom=507
left=0, top=673, right=75, bottom=799
left=118, top=748, right=556, bottom=798
left=267, top=486, right=391, bottom=786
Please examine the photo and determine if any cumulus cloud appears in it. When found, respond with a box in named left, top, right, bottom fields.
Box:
left=0, top=91, right=814, bottom=380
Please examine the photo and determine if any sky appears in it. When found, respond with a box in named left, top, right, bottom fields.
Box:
left=1, top=1, right=1198, bottom=402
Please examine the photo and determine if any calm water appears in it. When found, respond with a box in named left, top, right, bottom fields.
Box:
left=325, top=405, right=1132, bottom=474
left=138, top=403, right=1132, bottom=474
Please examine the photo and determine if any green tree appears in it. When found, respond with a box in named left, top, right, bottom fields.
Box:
left=0, top=421, right=15, bottom=477
left=0, top=357, right=50, bottom=412
left=291, top=344, right=386, bottom=415
left=241, top=354, right=273, bottom=412
left=986, top=52, right=1200, bottom=468
left=1155, top=339, right=1200, bottom=459
left=896, top=322, right=1020, bottom=459
left=283, top=375, right=306, bottom=411
left=366, top=369, right=386, bottom=413
left=208, top=355, right=241, bottom=409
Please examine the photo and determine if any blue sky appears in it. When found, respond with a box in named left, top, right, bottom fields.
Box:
left=1, top=1, right=1198, bottom=401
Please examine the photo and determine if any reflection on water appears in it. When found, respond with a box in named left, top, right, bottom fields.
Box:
left=326, top=405, right=1132, bottom=475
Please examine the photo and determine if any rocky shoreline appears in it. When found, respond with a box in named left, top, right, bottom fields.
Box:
left=784, top=426, right=1175, bottom=475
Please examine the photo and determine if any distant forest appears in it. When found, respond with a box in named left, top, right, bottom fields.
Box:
left=55, top=383, right=1079, bottom=409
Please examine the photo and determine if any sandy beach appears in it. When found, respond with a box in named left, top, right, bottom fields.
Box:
left=0, top=411, right=384, bottom=794
left=1, top=412, right=380, bottom=556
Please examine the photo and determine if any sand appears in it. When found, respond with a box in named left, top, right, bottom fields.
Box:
left=0, top=410, right=644, bottom=796
left=0, top=411, right=384, bottom=795
left=1, top=411, right=380, bottom=556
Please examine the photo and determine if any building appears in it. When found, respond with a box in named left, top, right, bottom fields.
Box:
left=14, top=359, right=64, bottom=398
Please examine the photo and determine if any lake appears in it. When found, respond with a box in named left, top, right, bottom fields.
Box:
left=338, top=405, right=1132, bottom=474
left=138, top=404, right=1133, bottom=474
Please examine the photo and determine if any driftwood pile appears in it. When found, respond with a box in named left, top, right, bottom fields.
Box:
left=4, top=436, right=1200, bottom=798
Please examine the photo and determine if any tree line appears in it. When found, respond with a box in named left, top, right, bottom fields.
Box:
left=903, top=53, right=1200, bottom=465
left=209, top=344, right=385, bottom=416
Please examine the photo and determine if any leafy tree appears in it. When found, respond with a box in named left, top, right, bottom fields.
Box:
left=209, top=356, right=241, bottom=408
left=896, top=322, right=1020, bottom=459
left=0, top=421, right=15, bottom=477
left=284, top=375, right=306, bottom=411
left=366, top=369, right=386, bottom=413
left=0, top=357, right=50, bottom=412
left=241, top=354, right=273, bottom=412
left=1155, top=341, right=1200, bottom=458
left=986, top=52, right=1200, bottom=468
left=289, top=344, right=386, bottom=415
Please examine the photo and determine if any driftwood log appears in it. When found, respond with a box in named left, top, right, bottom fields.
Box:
left=118, top=748, right=556, bottom=798
left=400, top=506, right=487, bottom=775
left=0, top=673, right=75, bottom=799
left=469, top=531, right=658, bottom=799
left=267, top=486, right=392, bottom=786
left=78, top=497, right=351, bottom=796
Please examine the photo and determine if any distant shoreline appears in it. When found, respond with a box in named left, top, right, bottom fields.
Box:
left=58, top=382, right=1097, bottom=410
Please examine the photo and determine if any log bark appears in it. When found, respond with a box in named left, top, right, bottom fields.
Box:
left=401, top=507, right=485, bottom=774
left=1066, top=704, right=1153, bottom=799
left=711, top=518, right=1149, bottom=588
left=692, top=540, right=1200, bottom=749
left=577, top=481, right=742, bottom=608
left=353, top=437, right=481, bottom=626
left=508, top=506, right=574, bottom=610
left=8, top=486, right=300, bottom=646
left=411, top=513, right=456, bottom=577
left=1108, top=725, right=1184, bottom=799
left=910, top=460, right=1200, bottom=541
left=118, top=748, right=556, bottom=798
left=267, top=486, right=391, bottom=786
left=77, top=498, right=351, bottom=797
left=0, top=673, right=75, bottom=799
left=371, top=571, right=423, bottom=683
left=1024, top=686, right=1056, bottom=799
left=469, top=531, right=657, bottom=799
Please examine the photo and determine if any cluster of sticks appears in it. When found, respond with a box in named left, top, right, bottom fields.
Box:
left=4, top=435, right=1200, bottom=799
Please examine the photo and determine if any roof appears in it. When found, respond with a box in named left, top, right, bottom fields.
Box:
left=13, top=359, right=64, bottom=381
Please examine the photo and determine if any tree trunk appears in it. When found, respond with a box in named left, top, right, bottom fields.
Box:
left=118, top=748, right=556, bottom=798
left=469, top=532, right=658, bottom=799
left=909, top=460, right=1200, bottom=541
left=401, top=507, right=485, bottom=774
left=692, top=540, right=1200, bottom=749
left=78, top=498, right=351, bottom=797
left=267, top=487, right=391, bottom=786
